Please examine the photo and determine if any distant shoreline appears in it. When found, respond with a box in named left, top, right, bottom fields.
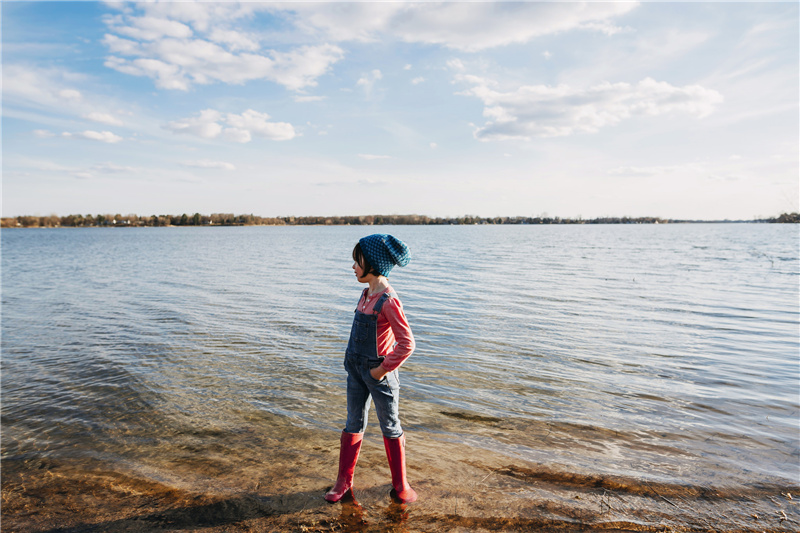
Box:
left=2, top=212, right=798, bottom=228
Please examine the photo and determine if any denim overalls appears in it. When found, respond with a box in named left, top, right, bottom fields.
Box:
left=344, top=290, right=403, bottom=438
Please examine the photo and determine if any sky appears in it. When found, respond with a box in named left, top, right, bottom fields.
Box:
left=2, top=1, right=798, bottom=220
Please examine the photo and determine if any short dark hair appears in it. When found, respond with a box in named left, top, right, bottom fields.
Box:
left=353, top=242, right=380, bottom=277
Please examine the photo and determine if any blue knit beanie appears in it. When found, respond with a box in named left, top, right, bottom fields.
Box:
left=359, top=234, right=410, bottom=277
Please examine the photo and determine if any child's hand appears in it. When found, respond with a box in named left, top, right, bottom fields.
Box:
left=370, top=365, right=388, bottom=381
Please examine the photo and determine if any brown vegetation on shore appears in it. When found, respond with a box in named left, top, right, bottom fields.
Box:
left=3, top=212, right=798, bottom=228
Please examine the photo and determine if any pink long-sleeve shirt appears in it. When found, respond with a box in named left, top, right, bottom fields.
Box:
left=357, top=286, right=415, bottom=372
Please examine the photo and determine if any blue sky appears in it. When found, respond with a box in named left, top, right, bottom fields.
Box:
left=3, top=1, right=798, bottom=219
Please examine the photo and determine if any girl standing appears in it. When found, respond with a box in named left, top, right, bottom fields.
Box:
left=325, top=234, right=418, bottom=504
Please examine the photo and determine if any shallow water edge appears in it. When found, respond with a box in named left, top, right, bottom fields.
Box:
left=3, top=419, right=798, bottom=533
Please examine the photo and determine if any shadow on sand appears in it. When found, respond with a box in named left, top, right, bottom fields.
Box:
left=30, top=488, right=416, bottom=533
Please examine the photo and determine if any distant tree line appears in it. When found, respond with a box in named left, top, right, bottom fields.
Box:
left=1, top=213, right=284, bottom=228
left=2, top=212, right=798, bottom=228
left=775, top=212, right=800, bottom=223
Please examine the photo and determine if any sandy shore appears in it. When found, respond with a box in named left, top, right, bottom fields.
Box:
left=3, top=420, right=798, bottom=533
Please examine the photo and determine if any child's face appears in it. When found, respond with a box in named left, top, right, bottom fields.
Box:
left=353, top=260, right=367, bottom=282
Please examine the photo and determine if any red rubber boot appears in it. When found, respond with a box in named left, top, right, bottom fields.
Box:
left=325, top=431, right=364, bottom=503
left=383, top=433, right=418, bottom=503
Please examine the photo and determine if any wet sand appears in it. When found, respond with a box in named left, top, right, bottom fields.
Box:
left=3, top=420, right=798, bottom=533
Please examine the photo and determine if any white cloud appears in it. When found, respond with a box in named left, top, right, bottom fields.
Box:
left=3, top=65, right=86, bottom=109
left=58, top=89, right=82, bottom=101
left=102, top=4, right=343, bottom=91
left=207, top=28, right=260, bottom=52
left=396, top=3, right=634, bottom=51
left=266, top=44, right=344, bottom=91
left=84, top=111, right=124, bottom=126
left=3, top=65, right=139, bottom=143
left=99, top=2, right=636, bottom=93
left=166, top=109, right=295, bottom=142
left=454, top=73, right=498, bottom=87
left=223, top=128, right=252, bottom=143
left=104, top=55, right=188, bottom=90
left=102, top=34, right=142, bottom=56
left=458, top=77, right=724, bottom=140
left=411, top=77, right=425, bottom=85
left=115, top=16, right=194, bottom=41
left=543, top=51, right=552, bottom=60
left=447, top=58, right=466, bottom=71
left=33, top=129, right=55, bottom=138
left=62, top=130, right=124, bottom=143
left=637, top=30, right=710, bottom=63
left=358, top=154, right=392, bottom=160
left=293, top=94, right=326, bottom=103
left=166, top=109, right=224, bottom=139
left=104, top=39, right=343, bottom=91
left=291, top=3, right=398, bottom=42
left=447, top=58, right=467, bottom=72
left=112, top=2, right=261, bottom=34
left=8, top=157, right=137, bottom=182
left=289, top=3, right=638, bottom=51
left=15, top=157, right=77, bottom=173
left=430, top=142, right=438, bottom=149
left=357, top=69, right=383, bottom=95
left=182, top=159, right=236, bottom=170
left=225, top=109, right=296, bottom=141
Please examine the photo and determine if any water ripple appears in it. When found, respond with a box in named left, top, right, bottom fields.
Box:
left=2, top=224, right=798, bottom=491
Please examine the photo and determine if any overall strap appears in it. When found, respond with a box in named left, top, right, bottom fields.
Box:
left=372, top=290, right=394, bottom=314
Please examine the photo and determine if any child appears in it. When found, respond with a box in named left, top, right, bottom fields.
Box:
left=325, top=234, right=418, bottom=504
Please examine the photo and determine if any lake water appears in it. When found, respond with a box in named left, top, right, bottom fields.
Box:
left=2, top=224, right=799, bottom=532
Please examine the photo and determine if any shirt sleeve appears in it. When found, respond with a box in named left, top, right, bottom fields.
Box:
left=380, top=297, right=415, bottom=371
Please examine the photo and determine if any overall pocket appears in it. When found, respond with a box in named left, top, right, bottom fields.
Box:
left=352, top=320, right=371, bottom=344
left=366, top=358, right=387, bottom=384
